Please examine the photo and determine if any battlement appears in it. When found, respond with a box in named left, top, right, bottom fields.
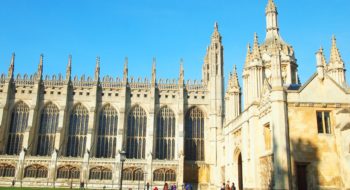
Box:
left=14, top=73, right=36, bottom=86
left=43, top=74, right=65, bottom=87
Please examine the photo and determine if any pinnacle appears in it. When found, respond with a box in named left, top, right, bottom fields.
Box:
left=330, top=35, right=343, bottom=64
left=252, top=33, right=261, bottom=60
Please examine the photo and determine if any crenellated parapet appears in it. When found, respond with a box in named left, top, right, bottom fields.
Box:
left=72, top=75, right=95, bottom=88
left=157, top=79, right=178, bottom=90
left=14, top=73, right=36, bottom=86
left=43, top=74, right=65, bottom=87
left=100, top=76, right=124, bottom=89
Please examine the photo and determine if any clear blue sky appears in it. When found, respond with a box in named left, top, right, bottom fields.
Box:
left=0, top=0, right=349, bottom=85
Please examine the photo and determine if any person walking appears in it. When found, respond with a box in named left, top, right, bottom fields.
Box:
left=231, top=182, right=236, bottom=190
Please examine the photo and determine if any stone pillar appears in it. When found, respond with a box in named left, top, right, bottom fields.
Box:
left=146, top=88, right=155, bottom=184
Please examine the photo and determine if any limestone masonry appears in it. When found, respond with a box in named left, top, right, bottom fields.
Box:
left=0, top=0, right=349, bottom=189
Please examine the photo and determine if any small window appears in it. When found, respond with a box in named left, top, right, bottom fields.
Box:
left=172, top=95, right=175, bottom=98
left=316, top=111, right=331, bottom=134
left=73, top=92, right=76, bottom=95
left=50, top=91, right=54, bottom=95
left=130, top=94, right=133, bottom=97
left=202, top=96, right=205, bottom=99
left=263, top=123, right=272, bottom=151
left=79, top=92, right=83, bottom=95
left=144, top=94, right=147, bottom=98
left=28, top=90, right=32, bottom=94
left=86, top=92, right=90, bottom=96
left=0, top=90, right=3, bottom=93
left=22, top=90, right=25, bottom=93
left=165, top=95, right=168, bottom=98
left=108, top=93, right=112, bottom=97
left=137, top=94, right=140, bottom=98
left=102, top=93, right=104, bottom=96
left=194, top=96, right=197, bottom=99
left=58, top=92, right=61, bottom=95
left=44, top=91, right=47, bottom=94
left=115, top=93, right=119, bottom=97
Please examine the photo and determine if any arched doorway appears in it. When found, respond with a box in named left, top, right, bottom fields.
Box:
left=238, top=153, right=243, bottom=190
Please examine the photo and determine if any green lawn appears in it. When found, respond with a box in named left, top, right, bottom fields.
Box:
left=0, top=188, right=78, bottom=190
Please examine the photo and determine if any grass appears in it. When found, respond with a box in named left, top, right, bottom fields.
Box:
left=0, top=188, right=78, bottom=190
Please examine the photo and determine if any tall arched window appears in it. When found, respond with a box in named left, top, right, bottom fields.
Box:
left=126, top=106, right=146, bottom=159
left=0, top=164, right=15, bottom=177
left=36, top=103, right=59, bottom=156
left=24, top=164, right=48, bottom=178
left=6, top=102, right=29, bottom=155
left=156, top=107, right=175, bottom=160
left=96, top=105, right=118, bottom=158
left=185, top=107, right=205, bottom=161
left=66, top=104, right=88, bottom=157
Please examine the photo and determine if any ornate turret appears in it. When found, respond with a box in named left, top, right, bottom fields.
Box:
left=225, top=65, right=241, bottom=121
left=37, top=54, right=43, bottom=80
left=8, top=53, right=15, bottom=79
left=327, top=36, right=346, bottom=85
left=265, top=0, right=279, bottom=40
left=123, top=57, right=128, bottom=83
left=66, top=55, right=72, bottom=81
left=151, top=57, right=156, bottom=87
left=95, top=56, right=100, bottom=81
left=211, top=22, right=222, bottom=43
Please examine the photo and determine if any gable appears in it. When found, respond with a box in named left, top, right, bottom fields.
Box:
left=292, top=74, right=349, bottom=103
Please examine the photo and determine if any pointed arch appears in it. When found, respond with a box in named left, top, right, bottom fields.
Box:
left=126, top=105, right=147, bottom=159
left=153, top=168, right=176, bottom=182
left=57, top=165, right=80, bottom=179
left=24, top=164, right=48, bottom=178
left=185, top=106, right=205, bottom=161
left=6, top=101, right=30, bottom=155
left=66, top=104, right=88, bottom=157
left=0, top=164, right=15, bottom=177
left=36, top=102, right=59, bottom=156
left=96, top=104, right=118, bottom=158
left=122, top=167, right=144, bottom=181
left=155, top=106, right=175, bottom=160
left=89, top=166, right=112, bottom=180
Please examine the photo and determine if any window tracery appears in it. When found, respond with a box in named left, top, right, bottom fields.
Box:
left=37, top=103, right=59, bottom=156
left=153, top=168, right=176, bottom=181
left=24, top=164, right=48, bottom=178
left=89, top=166, right=112, bottom=180
left=66, top=104, right=89, bottom=157
left=0, top=164, right=15, bottom=177
left=122, top=167, right=144, bottom=181
left=126, top=106, right=146, bottom=159
left=185, top=107, right=205, bottom=161
left=156, top=107, right=175, bottom=160
left=6, top=102, right=29, bottom=155
left=96, top=105, right=118, bottom=158
left=57, top=165, right=80, bottom=179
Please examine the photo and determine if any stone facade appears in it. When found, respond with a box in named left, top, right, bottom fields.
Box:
left=0, top=0, right=349, bottom=189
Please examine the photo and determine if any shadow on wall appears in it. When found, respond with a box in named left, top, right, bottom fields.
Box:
left=262, top=137, right=320, bottom=190
left=290, top=138, right=319, bottom=190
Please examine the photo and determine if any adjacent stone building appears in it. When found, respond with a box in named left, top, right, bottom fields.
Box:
left=0, top=0, right=349, bottom=189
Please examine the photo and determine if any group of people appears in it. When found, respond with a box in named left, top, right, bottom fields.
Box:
left=152, top=182, right=178, bottom=190
left=221, top=181, right=236, bottom=190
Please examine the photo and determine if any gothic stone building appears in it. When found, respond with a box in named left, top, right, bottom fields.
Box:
left=0, top=0, right=349, bottom=189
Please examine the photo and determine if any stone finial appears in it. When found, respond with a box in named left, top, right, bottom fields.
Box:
left=244, top=43, right=251, bottom=68
left=151, top=57, right=156, bottom=87
left=227, top=65, right=240, bottom=93
left=37, top=54, right=44, bottom=80
left=329, top=35, right=344, bottom=66
left=252, top=33, right=261, bottom=60
left=123, top=57, right=128, bottom=83
left=66, top=54, right=72, bottom=81
left=266, top=0, right=277, bottom=14
left=8, top=52, right=15, bottom=79
left=95, top=56, right=100, bottom=81
left=316, top=47, right=326, bottom=80
left=211, top=21, right=222, bottom=42
left=179, top=58, right=184, bottom=85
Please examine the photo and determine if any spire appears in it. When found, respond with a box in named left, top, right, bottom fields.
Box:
left=66, top=55, right=72, bottom=81
left=211, top=21, right=222, bottom=43
left=265, top=0, right=279, bottom=40
left=316, top=47, right=326, bottom=80
left=329, top=35, right=343, bottom=66
left=244, top=43, right=251, bottom=67
left=151, top=57, right=156, bottom=87
left=8, top=53, right=15, bottom=79
left=37, top=54, right=44, bottom=80
left=252, top=33, right=261, bottom=60
left=95, top=56, right=100, bottom=81
left=179, top=58, right=184, bottom=86
left=123, top=57, right=128, bottom=83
